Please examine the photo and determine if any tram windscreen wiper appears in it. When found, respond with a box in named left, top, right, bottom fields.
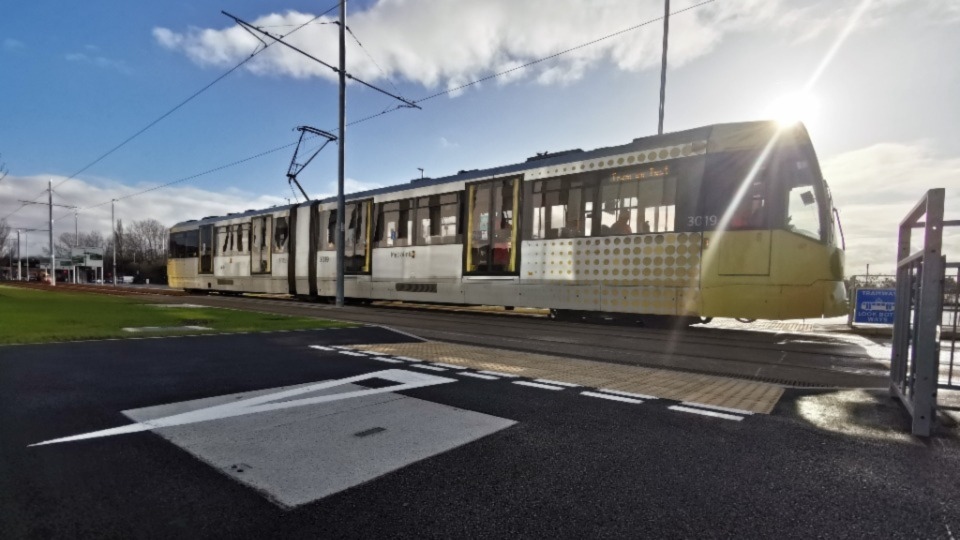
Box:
left=833, top=207, right=846, bottom=250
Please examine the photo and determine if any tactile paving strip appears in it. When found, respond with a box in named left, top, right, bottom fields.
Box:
left=351, top=342, right=783, bottom=414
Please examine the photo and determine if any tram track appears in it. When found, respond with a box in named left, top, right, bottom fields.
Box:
left=173, top=293, right=887, bottom=388
left=8, top=282, right=886, bottom=388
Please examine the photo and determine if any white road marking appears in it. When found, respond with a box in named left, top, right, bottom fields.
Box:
left=309, top=345, right=333, bottom=351
left=533, top=378, right=580, bottom=387
left=410, top=364, right=448, bottom=372
left=369, top=324, right=426, bottom=342
left=513, top=381, right=564, bottom=391
left=338, top=351, right=367, bottom=357
left=370, top=357, right=404, bottom=364
left=680, top=402, right=755, bottom=416
left=364, top=351, right=389, bottom=356
left=581, top=391, right=644, bottom=404
left=478, top=370, right=520, bottom=378
left=393, top=356, right=423, bottom=363
left=29, top=370, right=456, bottom=447
left=597, top=389, right=659, bottom=400
left=431, top=363, right=467, bottom=370
left=668, top=405, right=744, bottom=421
left=456, top=372, right=499, bottom=380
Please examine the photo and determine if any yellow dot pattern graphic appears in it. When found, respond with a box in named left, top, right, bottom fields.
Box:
left=521, top=232, right=703, bottom=316
left=526, top=141, right=707, bottom=180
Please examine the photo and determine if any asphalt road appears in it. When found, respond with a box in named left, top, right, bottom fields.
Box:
left=2, top=328, right=958, bottom=539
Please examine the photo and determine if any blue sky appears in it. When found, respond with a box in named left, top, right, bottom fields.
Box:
left=2, top=0, right=959, bottom=273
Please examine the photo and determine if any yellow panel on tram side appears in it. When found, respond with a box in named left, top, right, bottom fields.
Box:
left=699, top=230, right=846, bottom=319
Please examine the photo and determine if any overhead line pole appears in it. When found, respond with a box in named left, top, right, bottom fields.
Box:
left=336, top=0, right=346, bottom=307
left=49, top=180, right=56, bottom=285
left=18, top=182, right=76, bottom=286
left=112, top=199, right=117, bottom=286
left=658, top=0, right=670, bottom=135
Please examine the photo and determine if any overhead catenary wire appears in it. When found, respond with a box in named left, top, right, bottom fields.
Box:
left=52, top=0, right=714, bottom=220
left=345, top=25, right=405, bottom=100
left=5, top=2, right=340, bottom=223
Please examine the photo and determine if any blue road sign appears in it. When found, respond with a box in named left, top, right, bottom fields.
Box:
left=853, top=288, right=896, bottom=324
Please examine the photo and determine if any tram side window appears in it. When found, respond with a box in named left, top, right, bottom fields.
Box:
left=416, top=193, right=460, bottom=246
left=784, top=158, right=822, bottom=241
left=169, top=231, right=199, bottom=258
left=236, top=223, right=249, bottom=254
left=700, top=150, right=770, bottom=231
left=599, top=165, right=676, bottom=235
left=325, top=210, right=337, bottom=250
left=274, top=216, right=289, bottom=253
left=217, top=226, right=233, bottom=254
left=376, top=200, right=413, bottom=248
left=527, top=178, right=594, bottom=239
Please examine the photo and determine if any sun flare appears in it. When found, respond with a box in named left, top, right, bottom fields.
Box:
left=767, top=92, right=819, bottom=127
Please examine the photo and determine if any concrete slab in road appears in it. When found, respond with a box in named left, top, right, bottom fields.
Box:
left=123, top=374, right=515, bottom=508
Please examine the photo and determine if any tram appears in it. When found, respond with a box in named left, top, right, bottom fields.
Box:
left=168, top=120, right=848, bottom=322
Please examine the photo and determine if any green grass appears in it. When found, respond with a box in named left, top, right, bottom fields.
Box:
left=0, top=285, right=352, bottom=345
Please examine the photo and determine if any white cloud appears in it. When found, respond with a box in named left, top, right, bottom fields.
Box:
left=3, top=38, right=24, bottom=51
left=439, top=137, right=458, bottom=149
left=65, top=52, right=130, bottom=73
left=0, top=175, right=286, bottom=255
left=152, top=0, right=792, bottom=94
left=822, top=142, right=960, bottom=275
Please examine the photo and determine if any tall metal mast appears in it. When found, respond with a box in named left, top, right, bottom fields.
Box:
left=658, top=0, right=670, bottom=135
left=336, top=0, right=346, bottom=307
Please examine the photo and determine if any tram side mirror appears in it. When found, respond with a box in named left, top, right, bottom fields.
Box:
left=800, top=191, right=815, bottom=206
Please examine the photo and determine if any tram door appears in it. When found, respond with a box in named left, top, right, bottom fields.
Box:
left=466, top=178, right=519, bottom=274
left=198, top=225, right=214, bottom=274
left=250, top=215, right=273, bottom=274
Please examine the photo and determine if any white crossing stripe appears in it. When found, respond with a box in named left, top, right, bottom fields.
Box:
left=533, top=378, right=580, bottom=387
left=410, top=364, right=448, bottom=372
left=668, top=405, right=744, bottom=421
left=431, top=363, right=468, bottom=370
left=456, top=372, right=500, bottom=380
left=477, top=370, right=520, bottom=378
left=30, top=369, right=457, bottom=447
left=513, top=381, right=564, bottom=391
left=364, top=351, right=389, bottom=356
left=581, top=391, right=644, bottom=404
left=370, top=357, right=404, bottom=364
left=393, top=356, right=423, bottom=363
left=597, top=389, right=659, bottom=401
left=679, top=402, right=755, bottom=416
left=309, top=345, right=333, bottom=351
left=338, top=351, right=367, bottom=357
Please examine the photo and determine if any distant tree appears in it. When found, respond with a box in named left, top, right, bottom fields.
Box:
left=128, top=219, right=168, bottom=263
left=0, top=219, right=10, bottom=259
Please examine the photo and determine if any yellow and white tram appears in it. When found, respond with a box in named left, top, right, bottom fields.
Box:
left=168, top=120, right=847, bottom=323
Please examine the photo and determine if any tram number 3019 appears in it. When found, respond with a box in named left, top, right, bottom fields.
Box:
left=687, top=215, right=719, bottom=227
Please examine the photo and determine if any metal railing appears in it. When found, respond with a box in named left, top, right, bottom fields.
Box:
left=942, top=263, right=960, bottom=390
left=891, top=189, right=944, bottom=436
left=889, top=189, right=960, bottom=434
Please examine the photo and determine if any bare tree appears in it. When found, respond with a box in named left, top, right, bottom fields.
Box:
left=0, top=219, right=10, bottom=259
left=128, top=219, right=168, bottom=263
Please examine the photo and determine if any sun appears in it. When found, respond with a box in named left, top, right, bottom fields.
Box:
left=767, top=92, right=820, bottom=127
